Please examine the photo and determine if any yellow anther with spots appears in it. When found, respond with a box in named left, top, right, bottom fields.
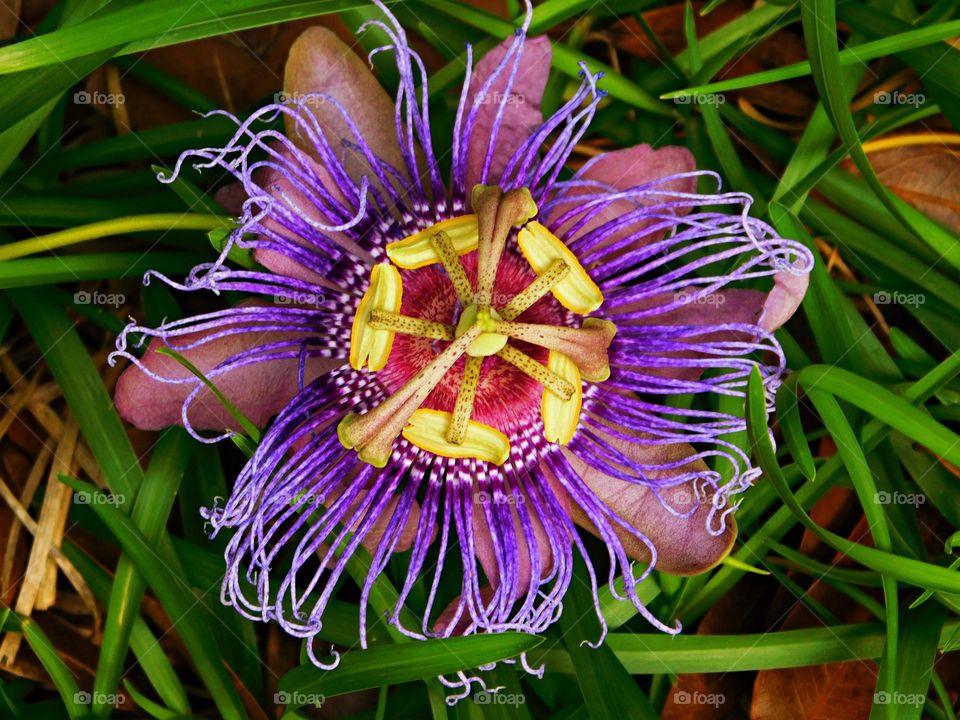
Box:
left=517, top=221, right=604, bottom=314
left=349, top=263, right=403, bottom=371
left=541, top=351, right=582, bottom=445
left=385, top=215, right=479, bottom=269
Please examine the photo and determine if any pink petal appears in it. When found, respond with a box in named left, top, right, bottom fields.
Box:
left=283, top=27, right=405, bottom=181
left=759, top=268, right=809, bottom=332
left=466, top=36, right=551, bottom=192
left=552, top=144, right=696, bottom=252
left=115, top=313, right=341, bottom=431
left=614, top=275, right=803, bottom=384
left=553, top=430, right=736, bottom=575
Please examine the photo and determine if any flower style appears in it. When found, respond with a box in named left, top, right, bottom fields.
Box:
left=110, top=2, right=812, bottom=697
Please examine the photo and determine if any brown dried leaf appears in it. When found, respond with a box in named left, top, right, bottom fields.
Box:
left=661, top=575, right=773, bottom=719
left=751, top=516, right=879, bottom=720
left=0, top=0, right=20, bottom=41
left=864, top=144, right=960, bottom=233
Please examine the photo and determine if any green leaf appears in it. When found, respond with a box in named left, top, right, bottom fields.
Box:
left=278, top=634, right=544, bottom=706
left=661, top=19, right=960, bottom=99
left=0, top=252, right=204, bottom=288
left=559, top=558, right=658, bottom=720
left=0, top=611, right=84, bottom=719
left=799, top=0, right=960, bottom=272
left=62, top=477, right=248, bottom=720
left=92, top=429, right=193, bottom=717
left=0, top=0, right=389, bottom=73
left=7, top=288, right=144, bottom=500
left=533, top=621, right=960, bottom=675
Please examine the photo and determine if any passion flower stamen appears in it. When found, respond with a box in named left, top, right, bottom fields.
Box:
left=385, top=215, right=479, bottom=269
left=402, top=409, right=510, bottom=465
left=473, top=184, right=538, bottom=310
left=349, top=263, right=403, bottom=371
left=430, top=231, right=474, bottom=306
left=338, top=326, right=481, bottom=467
left=541, top=351, right=582, bottom=445
left=500, top=258, right=570, bottom=321
left=368, top=310, right=455, bottom=341
left=497, top=344, right=574, bottom=400
left=489, top=318, right=617, bottom=382
left=517, top=221, right=604, bottom=314
left=447, top=356, right=483, bottom=444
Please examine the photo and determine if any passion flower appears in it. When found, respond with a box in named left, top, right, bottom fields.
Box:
left=110, top=1, right=812, bottom=699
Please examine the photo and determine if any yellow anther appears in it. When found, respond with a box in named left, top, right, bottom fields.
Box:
left=517, top=221, right=604, bottom=314
left=349, top=263, right=403, bottom=371
left=541, top=351, right=582, bottom=445
left=402, top=409, right=510, bottom=465
left=385, top=215, right=479, bottom=269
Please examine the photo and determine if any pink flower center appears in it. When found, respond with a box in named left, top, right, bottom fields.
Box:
left=338, top=186, right=616, bottom=468
left=377, top=251, right=567, bottom=437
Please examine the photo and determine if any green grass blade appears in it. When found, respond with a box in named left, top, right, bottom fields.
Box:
left=0, top=611, right=84, bottom=719
left=559, top=558, right=658, bottom=720
left=91, top=429, right=193, bottom=717
left=7, top=288, right=144, bottom=500
left=278, top=634, right=544, bottom=706
left=61, top=477, right=249, bottom=720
